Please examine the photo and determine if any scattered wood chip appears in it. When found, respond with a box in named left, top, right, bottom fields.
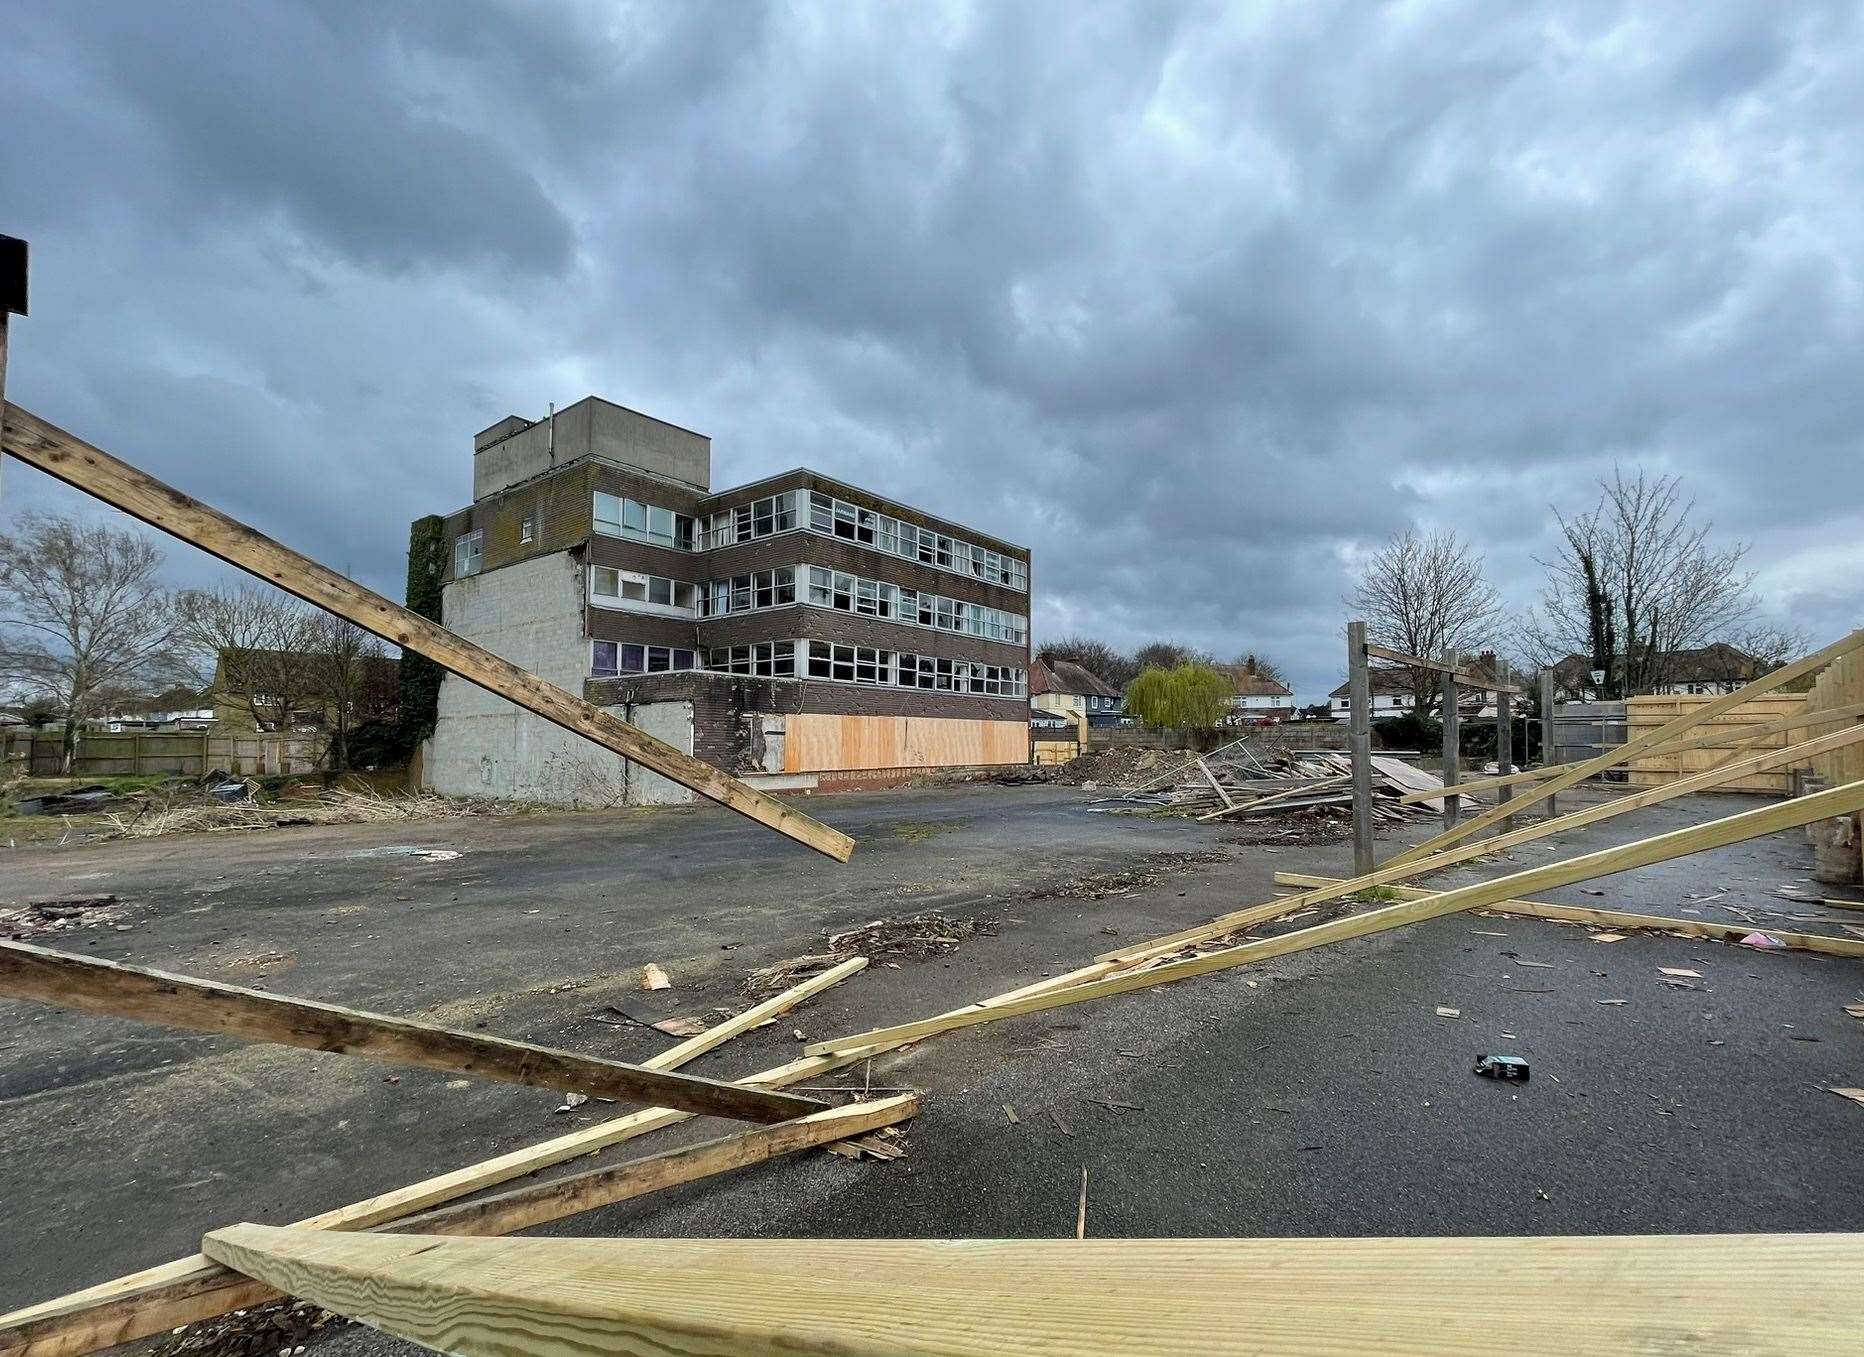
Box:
left=1050, top=1107, right=1073, bottom=1137
left=650, top=1016, right=707, bottom=1038
left=1517, top=960, right=1556, bottom=969
left=1590, top=932, right=1627, bottom=944
left=1658, top=967, right=1702, bottom=979
left=1077, top=1166, right=1089, bottom=1240
left=1471, top=930, right=1507, bottom=937
left=1004, top=1104, right=1020, bottom=1124
left=1829, top=1088, right=1864, bottom=1109
left=1580, top=889, right=1605, bottom=896
left=553, top=1093, right=589, bottom=1113
left=1844, top=1003, right=1864, bottom=1020
left=1435, top=1006, right=1461, bottom=1019
left=640, top=963, right=671, bottom=991
left=1597, top=999, right=1628, bottom=1006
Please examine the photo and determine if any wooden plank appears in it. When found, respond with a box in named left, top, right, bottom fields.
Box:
left=1103, top=722, right=1864, bottom=965
left=0, top=963, right=875, bottom=1357
left=1195, top=776, right=1347, bottom=821
left=0, top=941, right=821, bottom=1125
left=805, top=778, right=1864, bottom=1055
left=1363, top=642, right=1524, bottom=693
left=392, top=1093, right=917, bottom=1238
left=1195, top=758, right=1234, bottom=809
left=0, top=402, right=852, bottom=862
left=1273, top=873, right=1864, bottom=959
left=200, top=1226, right=1864, bottom=1357
left=1386, top=630, right=1864, bottom=863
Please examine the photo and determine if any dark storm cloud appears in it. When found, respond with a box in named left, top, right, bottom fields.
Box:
left=3, top=0, right=1859, bottom=699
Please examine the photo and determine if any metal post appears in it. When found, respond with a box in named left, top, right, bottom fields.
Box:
left=1539, top=669, right=1557, bottom=817
left=1347, top=621, right=1375, bottom=875
left=0, top=234, right=25, bottom=507
left=1495, top=686, right=1513, bottom=815
left=1440, top=657, right=1460, bottom=830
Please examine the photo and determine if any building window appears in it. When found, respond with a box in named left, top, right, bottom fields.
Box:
left=592, top=640, right=619, bottom=677
left=593, top=492, right=695, bottom=549
left=454, top=529, right=483, bottom=577
left=590, top=567, right=697, bottom=614
left=706, top=640, right=797, bottom=678
left=519, top=515, right=535, bottom=544
left=597, top=643, right=698, bottom=676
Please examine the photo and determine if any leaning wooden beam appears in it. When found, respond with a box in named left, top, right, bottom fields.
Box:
left=391, top=1093, right=917, bottom=1239
left=200, top=1226, right=1864, bottom=1356
left=1195, top=757, right=1235, bottom=809
left=0, top=941, right=822, bottom=1125
left=1196, top=775, right=1347, bottom=822
left=1394, top=699, right=1864, bottom=804
left=0, top=962, right=874, bottom=1357
left=1385, top=629, right=1864, bottom=863
left=804, top=778, right=1864, bottom=1055
left=0, top=403, right=853, bottom=863
left=1363, top=642, right=1525, bottom=693
left=1104, top=722, right=1864, bottom=965
left=1273, top=873, right=1864, bottom=960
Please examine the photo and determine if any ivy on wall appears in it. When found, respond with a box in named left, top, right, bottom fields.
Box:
left=396, top=514, right=449, bottom=754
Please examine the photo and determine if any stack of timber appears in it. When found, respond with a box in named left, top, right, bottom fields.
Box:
left=1094, top=746, right=1460, bottom=825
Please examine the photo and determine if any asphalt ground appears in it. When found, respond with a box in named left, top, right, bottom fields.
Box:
left=2, top=781, right=1861, bottom=1354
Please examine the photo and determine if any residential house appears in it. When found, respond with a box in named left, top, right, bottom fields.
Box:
left=1543, top=643, right=1762, bottom=700
left=92, top=687, right=217, bottom=732
left=1219, top=657, right=1293, bottom=723
left=1329, top=651, right=1509, bottom=722
left=1030, top=657, right=1123, bottom=737
left=421, top=396, right=1031, bottom=803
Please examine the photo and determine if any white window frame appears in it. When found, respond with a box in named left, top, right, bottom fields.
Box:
left=454, top=529, right=483, bottom=577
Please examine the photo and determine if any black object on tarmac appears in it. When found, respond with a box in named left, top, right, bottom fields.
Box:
left=1474, top=1053, right=1530, bottom=1080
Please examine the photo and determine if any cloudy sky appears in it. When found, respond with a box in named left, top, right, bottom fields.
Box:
left=3, top=2, right=1859, bottom=701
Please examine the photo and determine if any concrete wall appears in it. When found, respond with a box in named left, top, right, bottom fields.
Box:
left=428, top=550, right=697, bottom=805
left=474, top=397, right=711, bottom=499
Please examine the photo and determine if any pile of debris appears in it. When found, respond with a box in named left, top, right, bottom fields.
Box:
left=101, top=789, right=516, bottom=839
left=1090, top=742, right=1464, bottom=826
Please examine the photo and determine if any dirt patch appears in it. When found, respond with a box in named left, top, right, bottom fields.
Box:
left=1049, top=746, right=1184, bottom=788
left=881, top=818, right=972, bottom=844
left=1028, top=850, right=1230, bottom=902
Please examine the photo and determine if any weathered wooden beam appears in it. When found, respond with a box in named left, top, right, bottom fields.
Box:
left=0, top=941, right=822, bottom=1124
left=1101, top=722, right=1864, bottom=966
left=1347, top=622, right=1375, bottom=875
left=806, top=778, right=1864, bottom=1055
left=1272, top=873, right=1864, bottom=959
left=200, top=1226, right=1864, bottom=1356
left=1385, top=630, right=1864, bottom=866
left=0, top=402, right=853, bottom=862
left=0, top=961, right=875, bottom=1357
left=1364, top=642, right=1524, bottom=693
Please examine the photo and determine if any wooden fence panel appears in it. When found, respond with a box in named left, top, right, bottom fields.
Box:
left=1624, top=693, right=1808, bottom=794
left=1, top=731, right=321, bottom=780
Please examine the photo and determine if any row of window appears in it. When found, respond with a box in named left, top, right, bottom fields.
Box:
left=597, top=563, right=1025, bottom=644
left=803, top=643, right=1027, bottom=695
left=594, top=493, right=697, bottom=550
left=587, top=488, right=1027, bottom=592
left=589, top=637, right=1026, bottom=696
left=806, top=491, right=1027, bottom=590
left=592, top=642, right=698, bottom=677
left=803, top=566, right=1026, bottom=642
left=591, top=567, right=700, bottom=612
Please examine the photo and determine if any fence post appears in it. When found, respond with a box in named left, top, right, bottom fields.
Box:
left=1540, top=669, right=1556, bottom=817
left=1347, top=621, right=1374, bottom=876
left=1495, top=686, right=1513, bottom=812
left=1440, top=656, right=1460, bottom=831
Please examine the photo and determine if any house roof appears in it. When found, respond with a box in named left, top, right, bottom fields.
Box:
left=1217, top=663, right=1291, bottom=698
left=1328, top=657, right=1507, bottom=700
left=1548, top=643, right=1759, bottom=687
left=1030, top=658, right=1121, bottom=699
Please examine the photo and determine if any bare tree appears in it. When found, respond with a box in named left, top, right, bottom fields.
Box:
left=1522, top=469, right=1770, bottom=697
left=1037, top=635, right=1139, bottom=689
left=301, top=614, right=390, bottom=771
left=1132, top=640, right=1215, bottom=672
left=1348, top=528, right=1503, bottom=715
left=0, top=513, right=187, bottom=771
left=175, top=582, right=323, bottom=733
left=1230, top=652, right=1288, bottom=687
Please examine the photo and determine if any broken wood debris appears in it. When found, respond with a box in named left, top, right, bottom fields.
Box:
left=1092, top=745, right=1457, bottom=826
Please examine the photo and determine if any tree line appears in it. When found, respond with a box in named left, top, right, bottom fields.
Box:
left=0, top=511, right=397, bottom=772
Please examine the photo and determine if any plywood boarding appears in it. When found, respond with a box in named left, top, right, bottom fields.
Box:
left=1033, top=739, right=1079, bottom=766
left=1624, top=693, right=1808, bottom=793
left=784, top=714, right=1028, bottom=773
left=1802, top=652, right=1864, bottom=883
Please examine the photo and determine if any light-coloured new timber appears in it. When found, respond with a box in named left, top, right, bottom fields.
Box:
left=0, top=402, right=853, bottom=862
left=1273, top=873, right=1864, bottom=959
left=0, top=962, right=875, bottom=1357
left=1098, top=722, right=1864, bottom=966
left=200, top=1226, right=1864, bottom=1357
left=805, top=778, right=1864, bottom=1055
left=1385, top=629, right=1864, bottom=862
left=1398, top=699, right=1864, bottom=805
left=0, top=940, right=819, bottom=1124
